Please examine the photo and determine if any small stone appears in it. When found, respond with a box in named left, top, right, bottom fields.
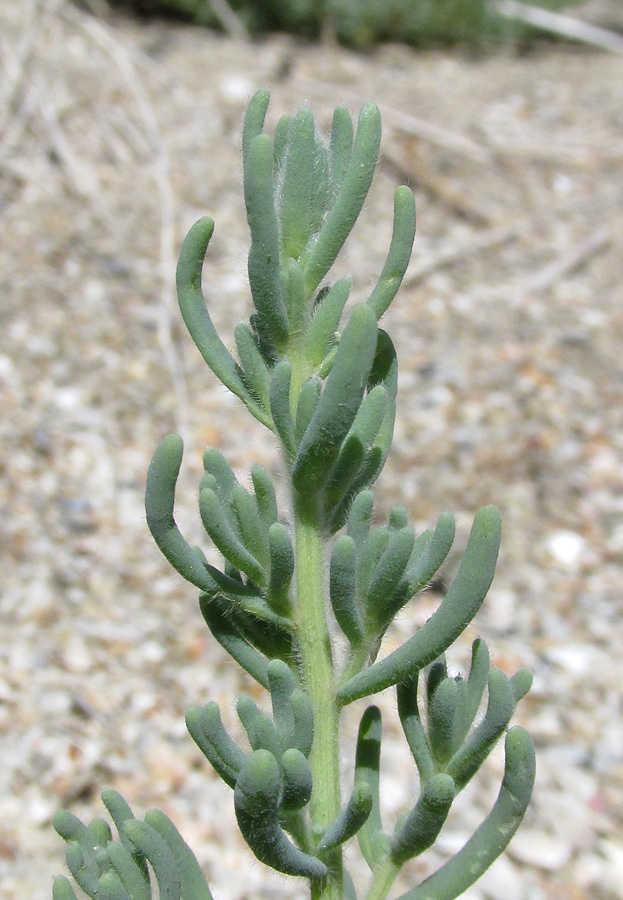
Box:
left=0, top=677, right=15, bottom=702
left=436, top=830, right=471, bottom=856
left=219, top=74, right=253, bottom=102
left=574, top=851, right=609, bottom=889
left=544, top=530, right=587, bottom=568
left=508, top=829, right=571, bottom=871
left=62, top=635, right=92, bottom=674
left=145, top=741, right=188, bottom=791
left=477, top=854, right=522, bottom=900
left=600, top=838, right=623, bottom=877
left=545, top=643, right=597, bottom=677
left=485, top=588, right=517, bottom=633
left=553, top=171, right=574, bottom=193
left=26, top=794, right=56, bottom=826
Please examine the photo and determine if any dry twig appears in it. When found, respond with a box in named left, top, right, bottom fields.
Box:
left=208, top=0, right=250, bottom=40
left=492, top=0, right=623, bottom=54
left=294, top=78, right=493, bottom=164
left=0, top=0, right=62, bottom=135
left=38, top=87, right=102, bottom=198
left=508, top=227, right=611, bottom=306
left=61, top=2, right=191, bottom=445
left=404, top=220, right=527, bottom=287
left=382, top=142, right=497, bottom=227
left=483, top=140, right=623, bottom=167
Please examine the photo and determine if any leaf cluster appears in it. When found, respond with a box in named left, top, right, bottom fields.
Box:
left=53, top=791, right=212, bottom=900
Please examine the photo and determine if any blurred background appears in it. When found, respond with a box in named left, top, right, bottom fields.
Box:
left=1, top=1, right=622, bottom=898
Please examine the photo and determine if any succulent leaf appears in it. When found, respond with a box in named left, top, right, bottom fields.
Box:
left=237, top=693, right=283, bottom=758
left=270, top=359, right=297, bottom=457
left=267, top=658, right=299, bottom=744
left=305, top=102, right=382, bottom=293
left=267, top=522, right=295, bottom=611
left=235, top=321, right=272, bottom=412
left=407, top=511, right=456, bottom=594
left=346, top=490, right=375, bottom=550
left=330, top=534, right=364, bottom=645
left=250, top=464, right=279, bottom=527
left=52, top=878, right=79, bottom=900
left=305, top=278, right=351, bottom=367
left=354, top=706, right=389, bottom=869
left=105, top=842, right=151, bottom=900
left=328, top=105, right=354, bottom=202
left=397, top=674, right=435, bottom=786
left=295, top=375, right=323, bottom=441
left=234, top=750, right=328, bottom=879
left=366, top=186, right=417, bottom=321
left=176, top=218, right=270, bottom=427
left=242, top=88, right=270, bottom=161
left=337, top=506, right=502, bottom=704
left=428, top=677, right=460, bottom=767
left=199, top=486, right=267, bottom=585
left=244, top=133, right=290, bottom=351
left=186, top=702, right=247, bottom=788
left=365, top=525, right=416, bottom=624
left=198, top=595, right=270, bottom=688
left=447, top=668, right=515, bottom=792
left=396, top=728, right=535, bottom=900
left=293, top=304, right=379, bottom=493
left=144, top=810, right=214, bottom=900
left=452, top=639, right=490, bottom=748
left=390, top=773, right=455, bottom=865
left=290, top=689, right=315, bottom=757
left=145, top=435, right=218, bottom=594
left=279, top=107, right=324, bottom=260
left=123, top=821, right=182, bottom=900
left=317, top=783, right=373, bottom=852
left=281, top=748, right=314, bottom=811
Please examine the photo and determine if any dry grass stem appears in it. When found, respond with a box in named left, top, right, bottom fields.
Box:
left=509, top=226, right=611, bottom=306
left=404, top=220, right=527, bottom=287
left=494, top=0, right=623, bottom=54
left=294, top=77, right=494, bottom=164
left=208, top=0, right=250, bottom=40
left=61, top=1, right=191, bottom=444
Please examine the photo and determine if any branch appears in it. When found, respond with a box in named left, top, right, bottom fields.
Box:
left=492, top=0, right=623, bottom=54
left=509, top=227, right=610, bottom=306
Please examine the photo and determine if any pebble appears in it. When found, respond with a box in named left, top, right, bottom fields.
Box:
left=61, top=636, right=93, bottom=674
left=485, top=587, right=518, bottom=633
left=2, top=9, right=623, bottom=900
left=477, top=855, right=523, bottom=900
left=509, top=830, right=572, bottom=872
left=600, top=839, right=623, bottom=876
left=144, top=741, right=189, bottom=792
left=544, top=643, right=598, bottom=677
left=543, top=530, right=587, bottom=568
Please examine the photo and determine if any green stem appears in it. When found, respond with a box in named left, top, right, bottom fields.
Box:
left=338, top=642, right=373, bottom=695
left=294, top=494, right=343, bottom=900
left=364, top=856, right=400, bottom=900
left=282, top=810, right=315, bottom=855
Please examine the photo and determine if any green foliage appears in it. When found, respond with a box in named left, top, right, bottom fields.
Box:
left=53, top=790, right=213, bottom=900
left=54, top=92, right=535, bottom=900
left=110, top=0, right=582, bottom=49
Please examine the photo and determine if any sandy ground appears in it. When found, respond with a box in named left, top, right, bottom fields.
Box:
left=1, top=2, right=623, bottom=899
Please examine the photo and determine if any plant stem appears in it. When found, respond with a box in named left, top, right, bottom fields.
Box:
left=364, top=856, right=400, bottom=900
left=339, top=642, right=373, bottom=693
left=294, top=495, right=343, bottom=900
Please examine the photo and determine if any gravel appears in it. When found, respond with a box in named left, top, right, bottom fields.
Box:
left=1, top=2, right=622, bottom=899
